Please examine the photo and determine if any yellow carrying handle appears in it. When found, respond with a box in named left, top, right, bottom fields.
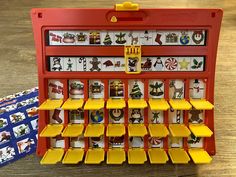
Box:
left=115, top=2, right=139, bottom=11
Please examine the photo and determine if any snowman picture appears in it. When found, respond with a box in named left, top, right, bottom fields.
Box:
left=153, top=57, right=164, bottom=71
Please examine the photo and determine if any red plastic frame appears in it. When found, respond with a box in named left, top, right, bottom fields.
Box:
left=31, top=8, right=223, bottom=157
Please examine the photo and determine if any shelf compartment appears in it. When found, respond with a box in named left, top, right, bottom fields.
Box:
left=62, top=148, right=84, bottom=164
left=40, top=148, right=64, bottom=165
left=40, top=124, right=64, bottom=137
left=169, top=99, right=192, bottom=110
left=190, top=99, right=214, bottom=110
left=84, top=149, right=104, bottom=164
left=148, top=99, right=170, bottom=111
left=188, top=148, right=212, bottom=164
left=148, top=148, right=168, bottom=164
left=106, top=124, right=125, bottom=137
left=84, top=124, right=104, bottom=137
left=84, top=99, right=104, bottom=110
left=189, top=124, right=213, bottom=137
left=128, top=148, right=147, bottom=164
left=148, top=124, right=169, bottom=137
left=168, top=148, right=190, bottom=164
left=128, top=124, right=147, bottom=137
left=128, top=99, right=147, bottom=109
left=61, top=98, right=84, bottom=110
left=106, top=98, right=126, bottom=109
left=169, top=124, right=191, bottom=137
left=39, top=99, right=63, bottom=110
left=61, top=124, right=84, bottom=137
left=106, top=149, right=126, bottom=164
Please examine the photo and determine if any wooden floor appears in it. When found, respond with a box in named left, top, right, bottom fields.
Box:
left=0, top=0, right=235, bottom=176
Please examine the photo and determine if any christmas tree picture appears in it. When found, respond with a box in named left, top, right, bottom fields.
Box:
left=130, top=81, right=143, bottom=99
left=103, top=33, right=112, bottom=45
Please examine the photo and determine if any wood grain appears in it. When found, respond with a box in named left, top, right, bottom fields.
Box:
left=0, top=0, right=235, bottom=176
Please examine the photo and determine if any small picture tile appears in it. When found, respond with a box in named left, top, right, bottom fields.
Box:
left=109, top=109, right=124, bottom=124
left=0, top=131, right=11, bottom=145
left=153, top=31, right=165, bottom=45
left=164, top=57, right=178, bottom=71
left=152, top=57, right=165, bottom=71
left=190, top=57, right=204, bottom=71
left=189, top=79, right=205, bottom=99
left=16, top=138, right=35, bottom=154
left=177, top=57, right=191, bottom=71
left=49, top=57, right=64, bottom=71
left=126, top=31, right=140, bottom=45
left=101, top=31, right=114, bottom=46
left=48, top=80, right=64, bottom=99
left=129, top=109, right=144, bottom=124
left=189, top=109, right=204, bottom=124
left=87, top=57, right=102, bottom=72
left=128, top=80, right=144, bottom=99
left=89, top=109, right=104, bottom=124
left=89, top=136, right=104, bottom=148
left=141, top=57, right=153, bottom=71
left=190, top=30, right=206, bottom=46
left=61, top=31, right=76, bottom=45
left=69, top=109, right=84, bottom=123
left=169, top=136, right=183, bottom=148
left=164, top=31, right=180, bottom=45
left=148, top=109, right=164, bottom=123
left=169, top=80, right=185, bottom=99
left=64, top=57, right=76, bottom=71
left=188, top=133, right=203, bottom=148
left=109, top=80, right=124, bottom=98
left=13, top=124, right=30, bottom=138
left=114, top=57, right=125, bottom=71
left=89, top=80, right=104, bottom=98
left=179, top=31, right=191, bottom=46
left=101, top=57, right=115, bottom=71
left=70, top=136, right=84, bottom=148
left=0, top=146, right=16, bottom=163
left=9, top=112, right=26, bottom=124
left=148, top=137, right=163, bottom=148
left=140, top=30, right=153, bottom=45
left=169, top=109, right=183, bottom=124
left=149, top=80, right=164, bottom=98
left=109, top=136, right=124, bottom=148
left=89, top=31, right=101, bottom=45
left=48, top=31, right=64, bottom=45
left=69, top=80, right=84, bottom=99
left=129, top=137, right=144, bottom=148
left=76, top=57, right=88, bottom=71
left=75, top=31, right=89, bottom=45
left=113, top=31, right=128, bottom=45
left=51, top=136, right=65, bottom=148
left=49, top=109, right=64, bottom=124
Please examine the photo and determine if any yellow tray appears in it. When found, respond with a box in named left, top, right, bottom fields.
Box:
left=106, top=98, right=126, bottom=109
left=128, top=99, right=147, bottom=109
left=107, top=149, right=126, bottom=164
left=61, top=98, right=84, bottom=110
left=106, top=124, right=125, bottom=137
left=62, top=148, right=84, bottom=164
left=40, top=124, right=64, bottom=137
left=39, top=99, right=63, bottom=110
left=190, top=99, right=214, bottom=110
left=84, top=149, right=104, bottom=164
left=128, top=149, right=147, bottom=164
left=128, top=124, right=147, bottom=137
left=188, top=148, right=212, bottom=164
left=84, top=98, right=104, bottom=110
left=168, top=148, right=190, bottom=164
left=148, top=124, right=169, bottom=137
left=148, top=99, right=170, bottom=111
left=169, top=99, right=192, bottom=110
left=62, top=124, right=84, bottom=137
left=40, top=148, right=64, bottom=165
left=148, top=148, right=168, bottom=164
left=189, top=124, right=213, bottom=137
left=84, top=124, right=104, bottom=137
left=169, top=124, right=191, bottom=137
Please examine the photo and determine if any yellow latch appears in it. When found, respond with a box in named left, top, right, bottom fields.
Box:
left=125, top=45, right=141, bottom=74
left=115, top=2, right=139, bottom=11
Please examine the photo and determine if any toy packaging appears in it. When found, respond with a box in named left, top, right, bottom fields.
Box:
left=0, top=88, right=38, bottom=167
left=31, top=2, right=223, bottom=165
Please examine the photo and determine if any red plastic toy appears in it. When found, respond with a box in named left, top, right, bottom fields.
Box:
left=31, top=2, right=223, bottom=165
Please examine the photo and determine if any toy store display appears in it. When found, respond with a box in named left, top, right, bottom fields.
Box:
left=0, top=88, right=38, bottom=167
left=31, top=2, right=222, bottom=165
